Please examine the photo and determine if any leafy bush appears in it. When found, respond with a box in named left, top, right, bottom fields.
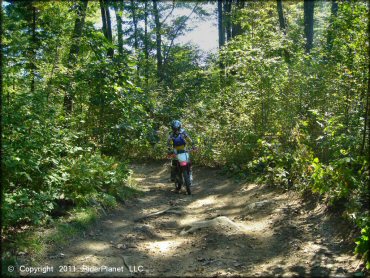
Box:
left=246, top=128, right=314, bottom=190
left=3, top=188, right=56, bottom=228
left=62, top=153, right=131, bottom=206
left=2, top=150, right=132, bottom=231
left=355, top=218, right=370, bottom=270
left=310, top=156, right=368, bottom=204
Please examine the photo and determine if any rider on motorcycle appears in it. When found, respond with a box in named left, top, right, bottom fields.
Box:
left=167, top=120, right=196, bottom=183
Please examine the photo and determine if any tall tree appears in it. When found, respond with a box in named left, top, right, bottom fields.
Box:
left=163, top=3, right=199, bottom=65
left=224, top=0, right=232, bottom=41
left=63, top=0, right=88, bottom=114
left=218, top=0, right=225, bottom=81
left=277, top=0, right=286, bottom=34
left=13, top=1, right=40, bottom=95
left=144, top=0, right=149, bottom=88
left=218, top=0, right=225, bottom=48
left=29, top=5, right=37, bottom=95
left=129, top=0, right=139, bottom=81
left=99, top=0, right=113, bottom=58
left=361, top=0, right=370, bottom=157
left=152, top=0, right=163, bottom=81
left=326, top=0, right=338, bottom=54
left=231, top=0, right=245, bottom=38
left=113, top=1, right=124, bottom=56
left=304, top=0, right=315, bottom=53
left=368, top=1, right=370, bottom=161
left=277, top=0, right=290, bottom=62
left=130, top=0, right=138, bottom=51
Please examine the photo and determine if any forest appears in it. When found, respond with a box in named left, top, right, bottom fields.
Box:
left=2, top=0, right=369, bottom=275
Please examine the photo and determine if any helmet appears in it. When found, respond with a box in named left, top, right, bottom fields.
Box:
left=171, top=120, right=181, bottom=133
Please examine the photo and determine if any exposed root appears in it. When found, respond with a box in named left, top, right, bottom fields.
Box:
left=245, top=200, right=274, bottom=210
left=117, top=254, right=130, bottom=271
left=134, top=207, right=183, bottom=222
left=180, top=216, right=246, bottom=235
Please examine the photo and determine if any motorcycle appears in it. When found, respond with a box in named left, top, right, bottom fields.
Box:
left=168, top=149, right=195, bottom=195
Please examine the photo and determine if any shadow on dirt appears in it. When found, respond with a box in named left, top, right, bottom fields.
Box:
left=28, top=161, right=360, bottom=277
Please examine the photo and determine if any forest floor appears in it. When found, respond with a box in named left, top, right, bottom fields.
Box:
left=23, top=161, right=362, bottom=277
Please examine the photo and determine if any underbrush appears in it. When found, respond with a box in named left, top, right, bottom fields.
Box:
left=3, top=152, right=135, bottom=230
left=2, top=206, right=101, bottom=276
left=218, top=122, right=369, bottom=271
left=2, top=148, right=143, bottom=276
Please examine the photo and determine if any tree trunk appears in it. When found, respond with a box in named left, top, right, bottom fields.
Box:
left=277, top=0, right=290, bottom=63
left=130, top=0, right=138, bottom=51
left=30, top=5, right=37, bottom=95
left=277, top=0, right=286, bottom=34
left=144, top=0, right=149, bottom=88
left=64, top=0, right=88, bottom=115
left=100, top=0, right=107, bottom=38
left=100, top=0, right=113, bottom=58
left=224, top=0, right=232, bottom=41
left=153, top=0, right=163, bottom=81
left=46, top=45, right=60, bottom=102
left=218, top=0, right=225, bottom=83
left=218, top=0, right=225, bottom=48
left=326, top=0, right=338, bottom=54
left=361, top=0, right=370, bottom=158
left=113, top=2, right=124, bottom=56
left=368, top=2, right=370, bottom=163
left=232, top=0, right=244, bottom=38
left=304, top=0, right=315, bottom=54
left=68, top=0, right=89, bottom=64
left=130, top=0, right=139, bottom=81
left=105, top=1, right=113, bottom=58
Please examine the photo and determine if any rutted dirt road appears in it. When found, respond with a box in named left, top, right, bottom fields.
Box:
left=28, top=161, right=362, bottom=277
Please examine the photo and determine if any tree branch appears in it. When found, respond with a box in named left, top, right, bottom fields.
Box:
left=161, top=0, right=175, bottom=26
left=163, top=3, right=199, bottom=64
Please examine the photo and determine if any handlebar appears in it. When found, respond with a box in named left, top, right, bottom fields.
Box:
left=166, top=148, right=199, bottom=159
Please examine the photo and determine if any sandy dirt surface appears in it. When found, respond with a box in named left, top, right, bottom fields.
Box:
left=21, top=161, right=362, bottom=277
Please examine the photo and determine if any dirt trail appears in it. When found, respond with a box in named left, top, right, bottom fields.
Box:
left=28, top=161, right=361, bottom=277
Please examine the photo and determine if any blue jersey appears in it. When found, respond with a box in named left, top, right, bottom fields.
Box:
left=167, top=129, right=193, bottom=151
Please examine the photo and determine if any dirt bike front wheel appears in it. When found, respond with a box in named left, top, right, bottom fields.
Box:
left=182, top=169, right=191, bottom=195
left=175, top=180, right=181, bottom=190
left=175, top=169, right=182, bottom=191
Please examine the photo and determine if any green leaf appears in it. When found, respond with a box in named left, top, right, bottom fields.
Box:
left=21, top=172, right=33, bottom=182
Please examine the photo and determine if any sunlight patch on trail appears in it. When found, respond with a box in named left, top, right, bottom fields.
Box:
left=179, top=196, right=219, bottom=225
left=77, top=241, right=111, bottom=252
left=242, top=219, right=270, bottom=233
left=133, top=177, right=146, bottom=182
left=144, top=239, right=187, bottom=256
left=190, top=196, right=217, bottom=208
